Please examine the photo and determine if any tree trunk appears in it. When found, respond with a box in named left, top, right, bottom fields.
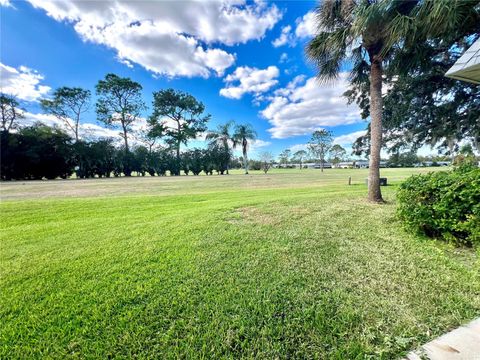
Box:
left=225, top=142, right=230, bottom=175
left=243, top=142, right=248, bottom=175
left=368, top=57, right=384, bottom=203
left=121, top=121, right=131, bottom=177
left=75, top=121, right=79, bottom=142
left=122, top=124, right=129, bottom=153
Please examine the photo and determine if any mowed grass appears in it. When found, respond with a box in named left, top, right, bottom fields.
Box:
left=1, top=168, right=479, bottom=359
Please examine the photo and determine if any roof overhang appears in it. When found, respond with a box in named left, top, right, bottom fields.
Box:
left=445, top=38, right=480, bottom=85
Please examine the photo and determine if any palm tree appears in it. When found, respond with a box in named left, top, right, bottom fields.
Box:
left=233, top=124, right=257, bottom=175
left=206, top=120, right=235, bottom=174
left=306, top=0, right=469, bottom=202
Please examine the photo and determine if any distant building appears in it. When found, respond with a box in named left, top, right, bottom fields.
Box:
left=354, top=161, right=369, bottom=169
left=351, top=160, right=388, bottom=168
left=334, top=161, right=354, bottom=169
left=302, top=162, right=332, bottom=169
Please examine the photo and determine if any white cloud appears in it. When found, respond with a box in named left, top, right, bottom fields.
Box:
left=250, top=139, right=271, bottom=150
left=279, top=52, right=289, bottom=63
left=0, top=0, right=12, bottom=7
left=261, top=74, right=362, bottom=139
left=20, top=112, right=213, bottom=150
left=0, top=63, right=51, bottom=102
left=272, top=10, right=317, bottom=48
left=295, top=11, right=316, bottom=39
left=27, top=0, right=282, bottom=78
left=272, top=25, right=294, bottom=47
left=21, top=111, right=124, bottom=141
left=220, top=65, right=279, bottom=99
left=232, top=138, right=271, bottom=157
left=273, top=75, right=305, bottom=96
left=289, top=143, right=308, bottom=153
left=333, top=130, right=367, bottom=146
left=21, top=112, right=64, bottom=128
left=284, top=65, right=298, bottom=75
left=80, top=122, right=125, bottom=142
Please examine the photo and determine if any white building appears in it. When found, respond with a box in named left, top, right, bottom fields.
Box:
left=302, top=162, right=332, bottom=169
left=335, top=162, right=354, bottom=169
left=445, top=38, right=480, bottom=84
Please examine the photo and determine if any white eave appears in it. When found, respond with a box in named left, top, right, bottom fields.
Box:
left=445, top=38, right=480, bottom=84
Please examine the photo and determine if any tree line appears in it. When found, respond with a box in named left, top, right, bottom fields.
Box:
left=276, top=130, right=345, bottom=171
left=0, top=125, right=251, bottom=180
left=1, top=74, right=259, bottom=180
left=277, top=128, right=477, bottom=171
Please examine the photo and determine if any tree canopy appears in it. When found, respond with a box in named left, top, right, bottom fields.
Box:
left=0, top=93, right=24, bottom=133
left=308, top=129, right=332, bottom=172
left=149, top=88, right=210, bottom=175
left=41, top=87, right=91, bottom=141
left=347, top=2, right=480, bottom=155
left=96, top=73, right=145, bottom=157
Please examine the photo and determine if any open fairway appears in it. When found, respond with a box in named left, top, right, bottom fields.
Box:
left=1, top=168, right=479, bottom=358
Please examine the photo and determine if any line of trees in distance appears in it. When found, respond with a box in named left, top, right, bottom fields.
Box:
left=0, top=74, right=262, bottom=180
left=276, top=129, right=476, bottom=171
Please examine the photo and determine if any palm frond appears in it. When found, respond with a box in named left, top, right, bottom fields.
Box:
left=307, top=0, right=358, bottom=84
left=307, top=30, right=349, bottom=84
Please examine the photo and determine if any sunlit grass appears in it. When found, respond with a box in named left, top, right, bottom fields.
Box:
left=1, top=168, right=478, bottom=358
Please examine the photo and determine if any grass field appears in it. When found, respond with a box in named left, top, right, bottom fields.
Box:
left=1, top=168, right=479, bottom=359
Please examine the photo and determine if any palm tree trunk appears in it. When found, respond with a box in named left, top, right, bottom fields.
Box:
left=243, top=141, right=248, bottom=175
left=225, top=142, right=230, bottom=175
left=368, top=58, right=384, bottom=203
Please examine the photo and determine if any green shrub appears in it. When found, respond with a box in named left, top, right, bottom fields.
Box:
left=396, top=166, right=480, bottom=246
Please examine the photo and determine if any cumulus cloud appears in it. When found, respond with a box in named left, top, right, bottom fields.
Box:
left=279, top=52, right=289, bottom=63
left=295, top=11, right=316, bottom=39
left=20, top=112, right=211, bottom=150
left=27, top=0, right=282, bottom=78
left=271, top=11, right=317, bottom=49
left=220, top=65, right=279, bottom=99
left=333, top=130, right=367, bottom=146
left=260, top=74, right=362, bottom=139
left=0, top=0, right=12, bottom=7
left=272, top=25, right=294, bottom=47
left=250, top=139, right=271, bottom=150
left=231, top=138, right=271, bottom=157
left=289, top=143, right=308, bottom=153
left=20, top=111, right=124, bottom=141
left=0, top=63, right=51, bottom=102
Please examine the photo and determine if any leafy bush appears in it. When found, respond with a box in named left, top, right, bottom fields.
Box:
left=397, top=166, right=480, bottom=246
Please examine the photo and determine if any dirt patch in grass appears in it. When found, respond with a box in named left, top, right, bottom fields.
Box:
left=227, top=205, right=311, bottom=226
left=227, top=206, right=279, bottom=226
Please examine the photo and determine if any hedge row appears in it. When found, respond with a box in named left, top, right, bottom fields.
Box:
left=397, top=165, right=479, bottom=246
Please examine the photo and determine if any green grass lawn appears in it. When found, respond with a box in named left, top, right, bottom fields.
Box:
left=1, top=168, right=479, bottom=358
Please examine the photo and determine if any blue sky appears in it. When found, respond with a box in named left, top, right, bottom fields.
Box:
left=1, top=0, right=369, bottom=158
